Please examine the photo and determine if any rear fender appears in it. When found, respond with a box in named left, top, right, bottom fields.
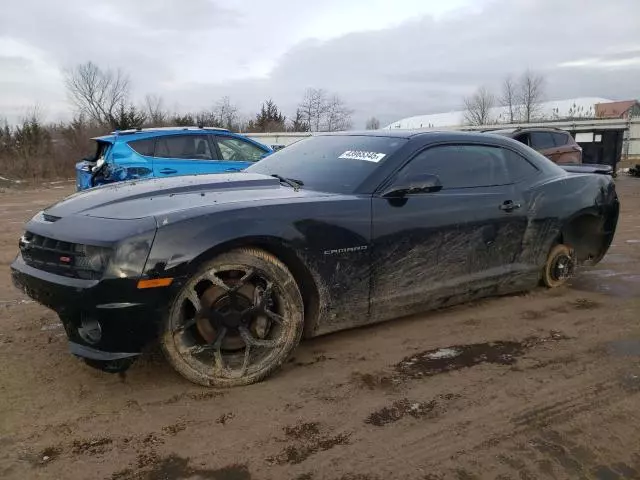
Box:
left=560, top=199, right=619, bottom=265
left=102, top=143, right=153, bottom=183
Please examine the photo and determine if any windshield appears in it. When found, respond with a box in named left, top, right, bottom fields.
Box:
left=246, top=135, right=408, bottom=193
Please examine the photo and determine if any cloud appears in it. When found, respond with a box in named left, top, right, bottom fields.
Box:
left=0, top=0, right=638, bottom=127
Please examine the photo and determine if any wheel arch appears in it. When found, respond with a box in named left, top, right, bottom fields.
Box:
left=187, top=236, right=321, bottom=338
left=558, top=207, right=608, bottom=264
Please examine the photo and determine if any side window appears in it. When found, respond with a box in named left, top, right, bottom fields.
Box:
left=397, top=145, right=510, bottom=189
left=502, top=149, right=539, bottom=183
left=128, top=138, right=155, bottom=156
left=529, top=132, right=555, bottom=150
left=551, top=132, right=568, bottom=146
left=215, top=137, right=267, bottom=162
left=155, top=135, right=214, bottom=160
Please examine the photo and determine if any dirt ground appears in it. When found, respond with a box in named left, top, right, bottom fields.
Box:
left=1, top=178, right=640, bottom=480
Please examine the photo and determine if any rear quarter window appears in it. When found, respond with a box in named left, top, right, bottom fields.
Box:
left=502, top=149, right=539, bottom=182
left=529, top=132, right=555, bottom=150
left=128, top=138, right=155, bottom=156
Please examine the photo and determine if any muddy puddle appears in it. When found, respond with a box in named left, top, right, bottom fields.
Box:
left=267, top=422, right=351, bottom=466
left=365, top=393, right=461, bottom=427
left=396, top=341, right=526, bottom=379
left=366, top=398, right=438, bottom=426
left=395, top=333, right=567, bottom=379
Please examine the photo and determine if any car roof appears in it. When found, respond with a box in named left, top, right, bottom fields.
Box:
left=316, top=129, right=500, bottom=141
left=486, top=126, right=566, bottom=135
left=314, top=129, right=482, bottom=139
left=93, top=126, right=231, bottom=143
left=116, top=126, right=229, bottom=134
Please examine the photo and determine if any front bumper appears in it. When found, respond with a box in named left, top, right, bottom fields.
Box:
left=11, top=254, right=180, bottom=360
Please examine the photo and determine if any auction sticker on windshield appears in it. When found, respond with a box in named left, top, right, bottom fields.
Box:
left=338, top=150, right=386, bottom=162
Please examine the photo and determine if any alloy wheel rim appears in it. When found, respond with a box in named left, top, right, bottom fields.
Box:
left=171, top=265, right=289, bottom=379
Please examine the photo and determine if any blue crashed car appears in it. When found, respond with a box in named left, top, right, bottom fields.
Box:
left=75, top=127, right=273, bottom=191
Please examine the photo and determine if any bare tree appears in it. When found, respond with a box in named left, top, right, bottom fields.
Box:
left=324, top=95, right=352, bottom=131
left=463, top=86, right=495, bottom=126
left=500, top=76, right=519, bottom=123
left=365, top=117, right=381, bottom=130
left=64, top=62, right=130, bottom=125
left=519, top=70, right=545, bottom=123
left=144, top=94, right=167, bottom=126
left=298, top=88, right=328, bottom=132
left=213, top=96, right=239, bottom=130
left=298, top=89, right=353, bottom=132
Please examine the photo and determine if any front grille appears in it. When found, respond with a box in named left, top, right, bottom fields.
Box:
left=20, top=232, right=112, bottom=280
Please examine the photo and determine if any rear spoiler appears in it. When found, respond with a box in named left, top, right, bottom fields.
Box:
left=559, top=163, right=613, bottom=175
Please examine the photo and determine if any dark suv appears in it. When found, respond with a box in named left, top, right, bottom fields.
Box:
left=488, top=127, right=582, bottom=164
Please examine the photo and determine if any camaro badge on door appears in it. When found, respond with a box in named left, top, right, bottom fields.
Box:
left=323, top=245, right=368, bottom=255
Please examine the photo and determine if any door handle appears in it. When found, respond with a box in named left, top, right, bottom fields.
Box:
left=499, top=200, right=521, bottom=212
left=225, top=167, right=241, bottom=172
left=159, top=168, right=177, bottom=174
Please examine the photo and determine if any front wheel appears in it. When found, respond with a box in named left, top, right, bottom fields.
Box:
left=161, top=248, right=304, bottom=387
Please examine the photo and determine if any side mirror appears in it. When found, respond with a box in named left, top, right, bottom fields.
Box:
left=382, top=173, right=443, bottom=198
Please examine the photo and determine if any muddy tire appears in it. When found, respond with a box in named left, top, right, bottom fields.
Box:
left=542, top=244, right=575, bottom=288
left=161, top=248, right=304, bottom=387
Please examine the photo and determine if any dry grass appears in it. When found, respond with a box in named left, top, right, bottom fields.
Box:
left=0, top=118, right=105, bottom=182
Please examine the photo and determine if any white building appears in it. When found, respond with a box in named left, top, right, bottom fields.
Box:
left=385, top=97, right=613, bottom=129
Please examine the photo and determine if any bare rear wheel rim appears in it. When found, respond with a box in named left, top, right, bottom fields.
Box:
left=170, top=264, right=291, bottom=380
left=550, top=251, right=575, bottom=283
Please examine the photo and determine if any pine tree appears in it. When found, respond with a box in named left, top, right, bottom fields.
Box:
left=254, top=99, right=286, bottom=132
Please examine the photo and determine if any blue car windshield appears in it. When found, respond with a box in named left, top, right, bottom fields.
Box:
left=246, top=135, right=408, bottom=194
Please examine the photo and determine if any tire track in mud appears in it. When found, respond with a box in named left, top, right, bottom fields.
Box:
left=310, top=332, right=640, bottom=478
left=510, top=380, right=625, bottom=429
left=500, top=429, right=640, bottom=480
left=383, top=371, right=640, bottom=475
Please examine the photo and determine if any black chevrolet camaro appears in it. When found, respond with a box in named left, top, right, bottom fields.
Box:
left=11, top=131, right=619, bottom=386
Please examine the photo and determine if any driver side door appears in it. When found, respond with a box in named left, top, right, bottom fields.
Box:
left=370, top=143, right=527, bottom=322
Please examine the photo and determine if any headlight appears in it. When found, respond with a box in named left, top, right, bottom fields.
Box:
left=104, top=231, right=156, bottom=279
left=74, top=244, right=112, bottom=279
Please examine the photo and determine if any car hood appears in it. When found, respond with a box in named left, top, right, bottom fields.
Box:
left=44, top=173, right=321, bottom=221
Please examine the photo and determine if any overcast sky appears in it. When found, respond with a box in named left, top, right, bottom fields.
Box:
left=1, top=0, right=639, bottom=128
